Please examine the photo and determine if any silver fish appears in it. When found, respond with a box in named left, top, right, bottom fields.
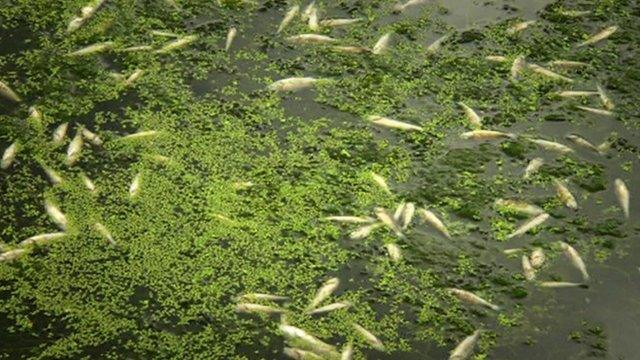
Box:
left=399, top=202, right=415, bottom=229
left=556, top=90, right=599, bottom=98
left=52, top=123, right=69, bottom=144
left=596, top=84, right=615, bottom=110
left=122, top=130, right=158, bottom=140
left=614, top=178, right=630, bottom=219
left=522, top=255, right=536, bottom=281
left=370, top=172, right=392, bottom=194
left=367, top=115, right=422, bottom=131
left=1, top=142, right=18, bottom=170
left=385, top=243, right=402, bottom=262
left=418, top=208, right=451, bottom=239
left=494, top=199, right=545, bottom=217
left=67, top=41, right=114, bottom=56
left=523, top=157, right=544, bottom=179
left=120, top=45, right=154, bottom=52
left=45, top=199, right=68, bottom=231
left=67, top=0, right=106, bottom=33
left=287, top=34, right=337, bottom=44
left=277, top=5, right=300, bottom=34
left=575, top=105, right=614, bottom=116
left=0, top=248, right=27, bottom=262
left=237, top=293, right=289, bottom=302
left=307, top=7, right=319, bottom=31
left=129, top=173, right=141, bottom=198
left=124, top=69, right=144, bottom=87
left=94, top=222, right=116, bottom=245
left=506, top=213, right=550, bottom=239
left=460, top=130, right=514, bottom=140
left=39, top=165, right=63, bottom=186
left=279, top=324, right=339, bottom=358
left=458, top=102, right=482, bottom=129
left=577, top=25, right=618, bottom=47
left=307, top=277, right=339, bottom=310
left=331, top=46, right=371, bottom=54
left=28, top=106, right=43, bottom=123
left=324, top=216, right=375, bottom=223
left=528, top=64, right=573, bottom=82
left=375, top=207, right=403, bottom=237
left=225, top=27, right=237, bottom=51
left=486, top=55, right=508, bottom=63
left=0, top=80, right=22, bottom=102
left=503, top=248, right=523, bottom=255
left=82, top=128, right=103, bottom=146
left=81, top=174, right=96, bottom=192
left=565, top=134, right=601, bottom=153
left=20, top=232, right=66, bottom=247
left=283, top=348, right=324, bottom=360
left=426, top=34, right=448, bottom=54
left=554, top=179, right=578, bottom=209
left=507, top=20, right=536, bottom=35
left=528, top=138, right=574, bottom=154
left=449, top=330, right=482, bottom=360
left=353, top=324, right=385, bottom=351
left=269, top=77, right=319, bottom=92
left=393, top=0, right=429, bottom=13
left=150, top=30, right=180, bottom=37
left=558, top=10, right=591, bottom=17
left=510, top=55, right=526, bottom=80
left=350, top=223, right=383, bottom=240
left=236, top=303, right=285, bottom=314
left=340, top=343, right=353, bottom=360
left=301, top=1, right=316, bottom=21
left=320, top=18, right=364, bottom=27
left=448, top=288, right=500, bottom=311
left=530, top=248, right=546, bottom=269
left=548, top=60, right=589, bottom=68
left=155, top=35, right=198, bottom=53
left=66, top=131, right=84, bottom=166
left=372, top=33, right=392, bottom=55
left=560, top=242, right=589, bottom=281
left=538, top=281, right=587, bottom=288
left=308, top=301, right=351, bottom=315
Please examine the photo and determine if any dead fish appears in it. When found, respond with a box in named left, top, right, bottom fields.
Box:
left=507, top=20, right=536, bottom=35
left=556, top=90, right=599, bottom=98
left=52, top=123, right=69, bottom=145
left=81, top=174, right=96, bottom=192
left=393, top=0, right=429, bottom=13
left=66, top=131, right=84, bottom=166
left=283, top=348, right=324, bottom=360
left=596, top=84, right=615, bottom=110
left=426, top=34, right=448, bottom=54
left=324, top=216, right=375, bottom=223
left=448, top=288, right=501, bottom=311
left=269, top=77, right=318, bottom=92
left=458, top=102, right=482, bottom=129
left=277, top=5, right=300, bottom=34
left=558, top=10, right=591, bottom=17
left=554, top=179, right=578, bottom=209
left=494, top=199, right=545, bottom=217
left=370, top=172, right=392, bottom=194
left=155, top=35, right=198, bottom=53
left=575, top=105, right=614, bottom=116
left=129, top=173, right=141, bottom=198
left=307, top=277, right=339, bottom=310
left=486, top=55, right=508, bottom=63
left=0, top=80, right=22, bottom=102
left=614, top=178, right=630, bottom=219
left=124, top=69, right=144, bottom=87
left=530, top=248, right=546, bottom=269
left=287, top=34, right=337, bottom=44
left=42, top=165, right=64, bottom=185
left=19, top=232, right=66, bottom=247
left=560, top=242, right=589, bottom=281
left=331, top=46, right=371, bottom=54
left=28, top=106, right=43, bottom=123
left=528, top=138, right=574, bottom=154
left=150, top=30, right=180, bottom=38
left=236, top=303, right=285, bottom=314
left=522, top=255, right=536, bottom=281
left=1, top=142, right=18, bottom=170
left=523, top=157, right=544, bottom=179
left=393, top=203, right=405, bottom=222
left=301, top=1, right=316, bottom=21
left=577, top=25, right=618, bottom=47
left=122, top=130, right=158, bottom=140
left=120, top=45, right=154, bottom=52
left=548, top=60, right=589, bottom=68
left=596, top=133, right=617, bottom=154
left=565, top=134, right=601, bottom=153
left=45, top=199, right=68, bottom=231
left=308, top=301, right=351, bottom=315
left=237, top=293, right=289, bottom=302
left=341, top=343, right=353, bottom=360
left=67, top=41, right=114, bottom=56
left=225, top=27, right=237, bottom=51
left=320, top=18, right=364, bottom=27
left=385, top=243, right=402, bottom=262
left=506, top=213, right=550, bottom=239
left=307, top=7, right=319, bottom=31
left=94, top=222, right=116, bottom=245
left=503, top=248, right=523, bottom=255
left=398, top=202, right=415, bottom=229
left=538, top=281, right=588, bottom=288
left=350, top=223, right=383, bottom=240
left=510, top=55, right=526, bottom=80
left=418, top=208, right=451, bottom=239
left=82, top=128, right=103, bottom=146
left=527, top=64, right=573, bottom=82
left=372, top=33, right=392, bottom=55
left=67, top=0, right=106, bottom=33
left=367, top=115, right=422, bottom=131
left=449, top=330, right=482, bottom=360
left=353, top=324, right=385, bottom=351
left=460, top=130, right=515, bottom=140
left=279, top=324, right=338, bottom=358
left=0, top=248, right=27, bottom=262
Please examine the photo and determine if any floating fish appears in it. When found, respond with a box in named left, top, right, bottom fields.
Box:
left=66, top=131, right=84, bottom=166
left=353, top=324, right=385, bottom=351
left=527, top=64, right=573, bottom=82
left=67, top=0, right=107, bottom=33
left=0, top=249, right=27, bottom=262
left=307, top=7, right=319, bottom=31
left=426, top=34, right=448, bottom=54
left=122, top=130, right=158, bottom=140
left=277, top=5, right=300, bottom=34
left=559, top=242, right=589, bottom=281
left=523, top=157, right=544, bottom=179
left=129, top=173, right=141, bottom=198
left=372, top=33, right=392, bottom=55
left=398, top=202, right=415, bottom=229
left=393, top=0, right=429, bottom=13
left=269, top=77, right=319, bottom=92
left=557, top=10, right=591, bottom=17
left=522, top=255, right=536, bottom=281
left=155, top=35, right=198, bottom=53
left=530, top=248, right=546, bottom=269
left=575, top=105, right=614, bottom=116
left=0, top=80, right=22, bottom=102
left=528, top=138, right=573, bottom=154
left=350, top=223, right=383, bottom=240
left=577, top=25, right=618, bottom=47
left=120, top=45, right=154, bottom=52
left=45, top=199, right=68, bottom=231
left=150, top=30, right=180, bottom=37
left=507, top=20, right=536, bottom=35
left=370, top=172, right=392, bottom=194
left=308, top=301, right=351, bottom=315
left=331, top=46, right=371, bottom=54
left=19, top=232, right=66, bottom=247
left=556, top=90, right=599, bottom=98
left=367, top=115, right=422, bottom=131
left=449, top=330, right=482, bottom=360
left=94, top=222, right=116, bottom=245
left=225, top=27, right=237, bottom=51
left=486, top=55, right=508, bottom=62
left=82, top=128, right=103, bottom=146
left=385, top=243, right=402, bottom=262
left=307, top=277, right=339, bottom=310
left=67, top=41, right=115, bottom=56
left=376, top=207, right=404, bottom=236
left=614, top=178, right=629, bottom=219
left=506, top=213, right=550, bottom=239
left=238, top=293, right=289, bottom=302
left=320, top=18, right=364, bottom=27
left=283, top=348, right=324, bottom=360
left=565, top=134, right=601, bottom=153
left=341, top=343, right=353, bottom=360
left=494, top=199, right=545, bottom=217
left=503, top=248, right=523, bottom=255
left=538, top=281, right=588, bottom=288
left=596, top=84, right=615, bottom=110
left=1, top=142, right=18, bottom=170
left=42, top=165, right=64, bottom=185
left=28, top=106, right=42, bottom=123
left=448, top=288, right=500, bottom=311
left=458, top=102, right=482, bottom=129
left=510, top=55, right=526, bottom=80
left=418, top=208, right=451, bottom=239
left=52, top=123, right=69, bottom=144
left=554, top=179, right=578, bottom=209
left=301, top=1, right=316, bottom=21
left=279, top=324, right=339, bottom=358
left=460, top=130, right=514, bottom=140
left=548, top=60, right=589, bottom=68
left=124, top=69, right=144, bottom=87
left=324, top=216, right=375, bottom=223
left=236, top=303, right=285, bottom=314
left=81, top=174, right=96, bottom=192
left=287, top=34, right=337, bottom=44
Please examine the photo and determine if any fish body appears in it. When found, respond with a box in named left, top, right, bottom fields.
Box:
left=28, top=106, right=43, bottom=123
left=596, top=84, right=615, bottom=110
left=155, top=35, right=198, bottom=53
left=80, top=174, right=96, bottom=192
left=522, top=255, right=536, bottom=281
left=279, top=324, right=338, bottom=358
left=528, top=64, right=573, bottom=82
left=301, top=2, right=316, bottom=21
left=558, top=10, right=591, bottom=17
left=287, top=34, right=337, bottom=44
left=565, top=134, right=600, bottom=153
left=225, top=27, right=237, bottom=51
left=82, top=128, right=103, bottom=146
left=45, top=200, right=68, bottom=231
left=341, top=343, right=353, bottom=360
left=530, top=248, right=546, bottom=268
left=507, top=20, right=536, bottom=35
left=486, top=55, right=507, bottom=62
left=350, top=223, right=383, bottom=240
left=42, top=165, right=64, bottom=185
left=307, top=7, right=319, bottom=31
left=129, top=173, right=141, bottom=198
left=0, top=249, right=27, bottom=262
left=548, top=60, right=589, bottom=68
left=278, top=5, right=300, bottom=33
left=308, top=301, right=351, bottom=315
left=353, top=324, right=385, bottom=351
left=307, top=277, right=339, bottom=310
left=0, top=80, right=22, bottom=102
left=1, top=142, right=18, bottom=169
left=510, top=55, right=526, bottom=80
left=375, top=207, right=403, bottom=237
left=554, top=180, right=578, bottom=209
left=393, top=0, right=429, bottom=13
left=331, top=46, right=371, bottom=54
left=372, top=33, right=392, bottom=55
left=460, top=130, right=514, bottom=140
left=494, top=199, right=545, bottom=217
left=67, top=0, right=106, bottom=33
left=556, top=90, right=598, bottom=97
left=67, top=41, right=114, bottom=56
left=523, top=157, right=544, bottom=179
left=528, top=138, right=573, bottom=154
left=269, top=77, right=318, bottom=92
left=614, top=178, right=629, bottom=219
left=120, top=45, right=154, bottom=52
left=418, top=208, right=451, bottom=239
left=396, top=202, right=415, bottom=229
left=503, top=248, right=523, bottom=255
left=538, top=281, right=587, bottom=288
left=122, top=130, right=158, bottom=140
left=124, top=69, right=144, bottom=87
left=283, top=348, right=324, bottom=360
left=458, top=102, right=482, bottom=129
left=236, top=303, right=285, bottom=314
left=20, top=232, right=66, bottom=247
left=575, top=105, right=614, bottom=116
left=560, top=242, right=589, bottom=281
left=506, top=213, right=550, bottom=239
left=449, top=330, right=481, bottom=360
left=385, top=243, right=402, bottom=262
left=426, top=34, right=448, bottom=54
left=324, top=216, right=375, bottom=223
left=448, top=288, right=500, bottom=311
left=370, top=172, right=392, bottom=193
left=367, top=115, right=422, bottom=131
left=238, top=293, right=289, bottom=302
left=321, top=18, right=364, bottom=27
left=578, top=26, right=618, bottom=47
left=52, top=123, right=69, bottom=145
left=94, top=222, right=116, bottom=245
left=66, top=131, right=84, bottom=166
